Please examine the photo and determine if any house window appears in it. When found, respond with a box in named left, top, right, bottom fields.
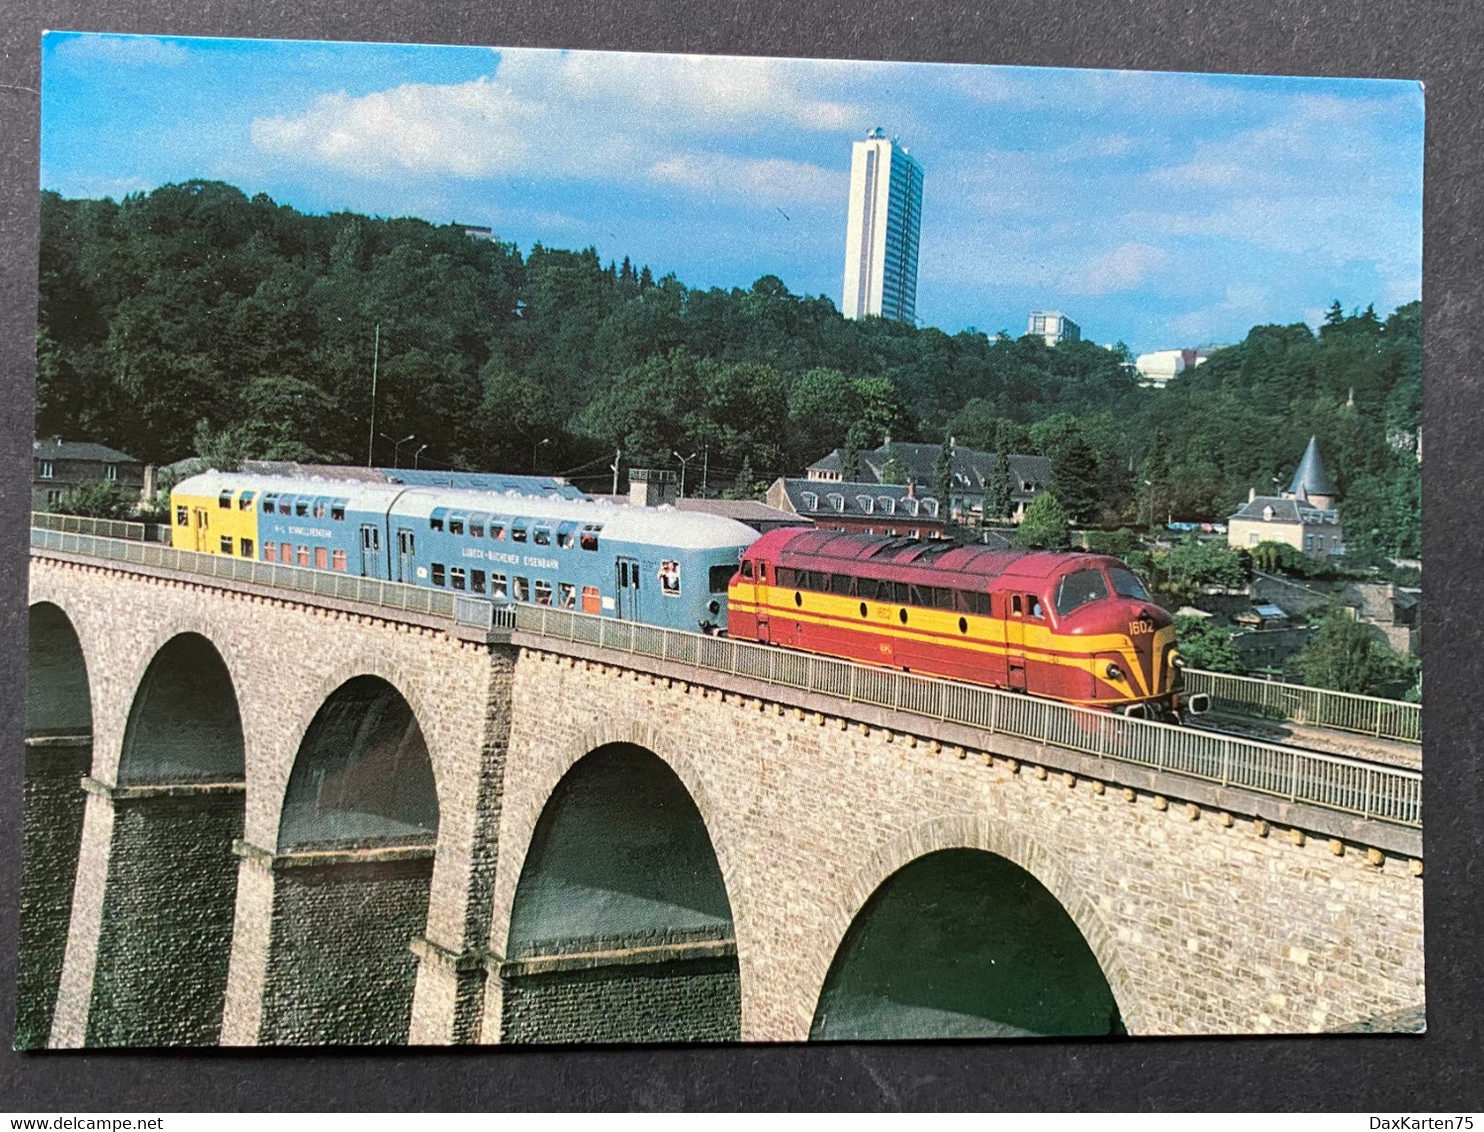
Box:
left=220, top=535, right=233, bottom=555
left=315, top=546, right=328, bottom=569
left=332, top=549, right=347, bottom=572
left=47, top=490, right=63, bottom=507
left=240, top=538, right=254, bottom=558
left=105, top=464, right=118, bottom=481
left=39, top=461, right=53, bottom=479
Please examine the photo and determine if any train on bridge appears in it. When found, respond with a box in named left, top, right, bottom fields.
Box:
left=170, top=471, right=1204, bottom=721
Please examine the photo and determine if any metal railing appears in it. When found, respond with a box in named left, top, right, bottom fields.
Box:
left=1183, top=669, right=1420, bottom=744
left=30, top=526, right=515, bottom=631
left=31, top=521, right=1421, bottom=828
left=31, top=510, right=172, bottom=544
left=514, top=605, right=1421, bottom=829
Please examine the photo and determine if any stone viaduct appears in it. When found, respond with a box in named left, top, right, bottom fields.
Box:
left=19, top=548, right=1426, bottom=1047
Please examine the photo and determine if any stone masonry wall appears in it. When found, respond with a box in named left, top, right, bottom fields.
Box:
left=30, top=557, right=512, bottom=1047
left=86, top=794, right=243, bottom=1046
left=14, top=741, right=90, bottom=1050
left=258, top=857, right=433, bottom=1046
left=500, top=956, right=741, bottom=1044
left=492, top=651, right=1426, bottom=1041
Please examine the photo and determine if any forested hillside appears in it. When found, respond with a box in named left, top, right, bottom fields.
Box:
left=36, top=181, right=1421, bottom=561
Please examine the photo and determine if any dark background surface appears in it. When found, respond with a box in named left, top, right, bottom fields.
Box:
left=1, top=0, right=1480, bottom=1112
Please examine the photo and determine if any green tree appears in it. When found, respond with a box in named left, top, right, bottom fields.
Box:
left=1015, top=492, right=1071, bottom=551
left=985, top=451, right=1013, bottom=523
left=880, top=441, right=907, bottom=485
left=1161, top=536, right=1247, bottom=604
left=1291, top=606, right=1407, bottom=695
left=932, top=436, right=954, bottom=518
left=1173, top=614, right=1245, bottom=674
left=51, top=478, right=139, bottom=520
left=1051, top=437, right=1101, bottom=526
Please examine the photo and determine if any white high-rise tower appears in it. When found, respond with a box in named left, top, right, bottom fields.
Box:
left=841, top=128, right=923, bottom=324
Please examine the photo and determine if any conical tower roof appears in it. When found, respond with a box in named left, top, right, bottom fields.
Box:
left=1286, top=435, right=1334, bottom=498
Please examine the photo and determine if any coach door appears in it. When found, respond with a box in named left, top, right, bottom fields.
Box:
left=396, top=528, right=416, bottom=583
left=1004, top=593, right=1028, bottom=692
left=615, top=556, right=642, bottom=620
left=359, top=524, right=383, bottom=579
left=192, top=508, right=210, bottom=553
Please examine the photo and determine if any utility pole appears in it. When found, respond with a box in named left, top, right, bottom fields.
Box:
left=701, top=440, right=709, bottom=497
left=365, top=323, right=380, bottom=466
left=610, top=449, right=622, bottom=496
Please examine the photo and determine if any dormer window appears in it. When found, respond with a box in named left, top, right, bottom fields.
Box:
left=801, top=491, right=818, bottom=510
left=878, top=496, right=895, bottom=515
left=827, top=493, right=845, bottom=512
left=924, top=499, right=940, bottom=517
left=856, top=495, right=873, bottom=514
left=1262, top=505, right=1275, bottom=521
left=39, top=461, right=53, bottom=479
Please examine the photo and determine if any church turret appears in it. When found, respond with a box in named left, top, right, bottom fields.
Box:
left=1287, top=435, right=1335, bottom=510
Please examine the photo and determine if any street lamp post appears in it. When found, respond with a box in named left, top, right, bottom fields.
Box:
left=413, top=443, right=429, bottom=469
left=672, top=450, right=697, bottom=499
left=532, top=437, right=551, bottom=474
left=380, top=432, right=415, bottom=468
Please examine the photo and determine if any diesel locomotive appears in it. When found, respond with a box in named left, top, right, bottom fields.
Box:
left=170, top=471, right=757, bottom=634
left=727, top=527, right=1206, bottom=720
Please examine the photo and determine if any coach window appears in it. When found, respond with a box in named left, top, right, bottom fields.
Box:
left=490, top=573, right=508, bottom=598
left=513, top=577, right=530, bottom=602
left=711, top=564, right=738, bottom=592
left=533, top=526, right=552, bottom=547
left=582, top=586, right=601, bottom=613
left=240, top=538, right=254, bottom=559
left=176, top=505, right=188, bottom=526
left=262, top=495, right=277, bottom=514
left=557, top=521, right=579, bottom=549
left=535, top=580, right=553, bottom=605
left=559, top=583, right=577, bottom=608
left=220, top=535, right=233, bottom=555
left=263, top=542, right=276, bottom=561
left=312, top=499, right=327, bottom=519
left=511, top=520, right=528, bottom=543
left=218, top=490, right=233, bottom=509
left=490, top=519, right=506, bottom=541
left=332, top=549, right=347, bottom=572
left=279, top=498, right=292, bottom=516
left=450, top=566, right=467, bottom=591
left=449, top=513, right=466, bottom=536
left=471, top=569, right=486, bottom=594
left=331, top=500, right=347, bottom=521
left=429, top=508, right=446, bottom=532
left=469, top=514, right=486, bottom=538
left=432, top=563, right=446, bottom=587
left=297, top=545, right=311, bottom=568
left=315, top=547, right=328, bottom=570
left=294, top=499, right=308, bottom=517
left=239, top=491, right=255, bottom=510
left=579, top=523, right=602, bottom=551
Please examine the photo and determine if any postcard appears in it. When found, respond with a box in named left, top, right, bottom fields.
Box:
left=18, top=33, right=1424, bottom=1047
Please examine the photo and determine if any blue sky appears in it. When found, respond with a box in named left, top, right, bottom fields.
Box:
left=40, top=33, right=1424, bottom=353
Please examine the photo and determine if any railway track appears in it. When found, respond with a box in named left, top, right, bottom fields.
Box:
left=1189, top=711, right=1421, bottom=771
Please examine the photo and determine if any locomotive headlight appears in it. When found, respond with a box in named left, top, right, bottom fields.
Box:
left=1105, top=663, right=1124, bottom=681
left=1170, top=652, right=1187, bottom=669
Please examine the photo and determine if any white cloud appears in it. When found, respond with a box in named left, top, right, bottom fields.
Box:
left=1069, top=241, right=1170, bottom=295
left=52, top=33, right=190, bottom=67
left=647, top=153, right=840, bottom=205
left=1170, top=284, right=1271, bottom=340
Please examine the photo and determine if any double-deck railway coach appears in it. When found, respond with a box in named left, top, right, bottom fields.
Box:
left=171, top=471, right=758, bottom=633
left=728, top=528, right=1206, bottom=720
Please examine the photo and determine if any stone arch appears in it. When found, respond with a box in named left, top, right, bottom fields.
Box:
left=492, top=718, right=742, bottom=1043
left=17, top=603, right=94, bottom=1049
left=86, top=629, right=247, bottom=1047
left=805, top=814, right=1146, bottom=1037
left=256, top=668, right=443, bottom=1046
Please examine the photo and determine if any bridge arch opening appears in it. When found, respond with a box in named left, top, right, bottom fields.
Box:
left=18, top=603, right=93, bottom=1049
left=88, top=631, right=246, bottom=1047
left=260, top=675, right=439, bottom=1045
left=811, top=848, right=1124, bottom=1040
left=501, top=743, right=739, bottom=1043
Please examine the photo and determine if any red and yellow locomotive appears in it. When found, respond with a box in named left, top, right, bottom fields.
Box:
left=728, top=528, right=1206, bottom=720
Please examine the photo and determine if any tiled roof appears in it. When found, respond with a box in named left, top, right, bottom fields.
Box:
left=807, top=442, right=1051, bottom=501
left=773, top=478, right=944, bottom=521
left=33, top=438, right=137, bottom=464
left=1228, top=495, right=1339, bottom=525
left=1287, top=436, right=1334, bottom=497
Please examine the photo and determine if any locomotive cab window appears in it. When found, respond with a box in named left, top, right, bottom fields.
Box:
left=1109, top=567, right=1151, bottom=601
left=740, top=559, right=754, bottom=579
left=1055, top=570, right=1108, bottom=616
left=1012, top=595, right=1023, bottom=615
